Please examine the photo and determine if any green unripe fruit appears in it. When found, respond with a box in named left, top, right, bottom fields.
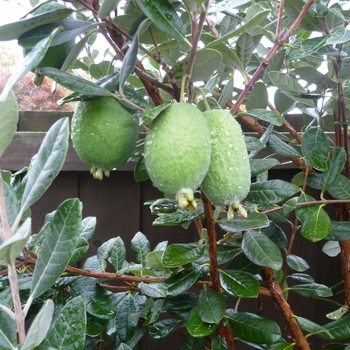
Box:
left=18, top=2, right=75, bottom=85
left=71, top=97, right=139, bottom=180
left=200, top=109, right=250, bottom=220
left=144, top=103, right=211, bottom=210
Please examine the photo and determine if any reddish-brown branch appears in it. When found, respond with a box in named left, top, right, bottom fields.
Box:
left=262, top=267, right=311, bottom=350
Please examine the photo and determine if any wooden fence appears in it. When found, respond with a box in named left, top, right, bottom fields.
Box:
left=0, top=111, right=343, bottom=349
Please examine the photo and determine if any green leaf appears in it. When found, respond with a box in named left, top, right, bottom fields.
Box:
left=236, top=33, right=254, bottom=68
left=163, top=243, right=206, bottom=267
left=0, top=7, right=73, bottom=41
left=246, top=180, right=300, bottom=204
left=139, top=282, right=167, bottom=298
left=263, top=49, right=286, bottom=84
left=3, top=28, right=63, bottom=98
left=286, top=254, right=310, bottom=272
left=244, top=136, right=265, bottom=152
left=134, top=155, right=149, bottom=182
left=70, top=277, right=116, bottom=320
left=322, top=240, right=340, bottom=258
left=0, top=218, right=31, bottom=265
left=141, top=103, right=170, bottom=124
left=97, top=238, right=118, bottom=271
left=218, top=212, right=269, bottom=232
left=164, top=264, right=203, bottom=296
left=191, top=49, right=223, bottom=82
left=208, top=0, right=251, bottom=12
left=287, top=36, right=329, bottom=60
left=150, top=198, right=178, bottom=214
left=266, top=134, right=301, bottom=158
left=21, top=300, right=54, bottom=350
left=319, top=315, right=350, bottom=340
left=38, top=297, right=86, bottom=350
left=227, top=312, right=282, bottom=344
left=328, top=220, right=350, bottom=241
left=211, top=336, right=227, bottom=350
left=274, top=89, right=297, bottom=114
left=181, top=332, right=205, bottom=350
left=20, top=118, right=69, bottom=214
left=207, top=10, right=270, bottom=48
left=219, top=270, right=260, bottom=298
left=187, top=306, right=218, bottom=338
left=289, top=273, right=314, bottom=283
left=261, top=222, right=288, bottom=249
left=30, top=199, right=82, bottom=299
left=301, top=127, right=329, bottom=172
left=81, top=216, right=96, bottom=241
left=289, top=283, right=333, bottom=298
left=197, top=286, right=226, bottom=324
left=269, top=71, right=304, bottom=93
left=0, top=90, right=18, bottom=159
left=135, top=0, right=187, bottom=42
left=295, top=316, right=332, bottom=338
left=149, top=319, right=180, bottom=340
left=296, top=205, right=331, bottom=242
left=98, top=0, right=119, bottom=18
left=240, top=109, right=282, bottom=126
left=328, top=174, right=350, bottom=200
left=242, top=230, right=283, bottom=270
left=111, top=236, right=127, bottom=272
left=0, top=306, right=17, bottom=349
left=69, top=236, right=89, bottom=265
left=146, top=250, right=165, bottom=270
left=153, top=204, right=204, bottom=226
left=249, top=158, right=281, bottom=176
left=327, top=29, right=350, bottom=44
left=86, top=314, right=108, bottom=337
left=131, top=231, right=151, bottom=266
left=38, top=68, right=115, bottom=97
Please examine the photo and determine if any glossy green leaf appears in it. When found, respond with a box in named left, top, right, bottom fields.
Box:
left=263, top=49, right=286, bottom=84
left=218, top=212, right=269, bottom=232
left=207, top=10, right=270, bottom=48
left=266, top=134, right=301, bottom=158
left=146, top=250, right=165, bottom=270
left=187, top=306, right=218, bottom=338
left=294, top=67, right=337, bottom=89
left=141, top=103, right=170, bottom=124
left=70, top=277, right=116, bottom=320
left=81, top=216, right=96, bottom=241
left=117, top=344, right=132, bottom=350
left=0, top=7, right=73, bottom=41
left=131, top=231, right=151, bottom=266
left=208, top=0, right=251, bottom=12
left=301, top=127, right=329, bottom=172
left=21, top=300, right=54, bottom=350
left=322, top=240, right=340, bottom=257
left=289, top=273, right=314, bottom=284
left=328, top=174, right=350, bottom=200
left=144, top=299, right=165, bottom=326
left=219, top=269, right=259, bottom=298
left=0, top=306, right=17, bottom=349
left=227, top=252, right=261, bottom=274
left=283, top=197, right=298, bottom=218
left=289, top=283, right=333, bottom=298
left=163, top=243, right=206, bottom=267
left=134, top=155, right=149, bottom=182
left=261, top=222, right=288, bottom=249
left=136, top=0, right=187, bottom=42
left=181, top=332, right=205, bottom=350
left=287, top=36, right=329, bottom=60
left=211, top=336, right=227, bottom=350
left=246, top=180, right=300, bottom=204
left=327, top=29, right=350, bottom=45
left=1, top=27, right=62, bottom=97
left=242, top=230, right=283, bottom=270
left=86, top=314, right=109, bottom=337
left=109, top=236, right=126, bottom=272
left=0, top=90, right=18, bottom=159
left=38, top=297, right=86, bottom=350
left=139, top=282, right=167, bottom=298
left=236, top=33, right=254, bottom=68
left=249, top=158, right=280, bottom=176
left=219, top=78, right=234, bottom=107
left=319, top=315, right=350, bottom=340
left=295, top=316, right=332, bottom=338
left=20, top=118, right=69, bottom=214
left=153, top=204, right=204, bottom=226
left=286, top=254, right=310, bottom=272
left=150, top=198, right=178, bottom=214
left=30, top=198, right=82, bottom=299
left=297, top=205, right=331, bottom=242
left=69, top=236, right=89, bottom=265
left=227, top=312, right=281, bottom=344
left=98, top=0, right=119, bottom=18
left=0, top=218, right=31, bottom=265
left=268, top=71, right=303, bottom=93
left=240, top=108, right=282, bottom=126
left=150, top=319, right=180, bottom=340
left=197, top=286, right=226, bottom=324
left=38, top=68, right=115, bottom=96
left=244, top=136, right=265, bottom=152
left=97, top=237, right=118, bottom=271
left=327, top=220, right=350, bottom=241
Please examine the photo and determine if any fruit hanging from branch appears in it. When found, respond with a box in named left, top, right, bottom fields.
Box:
left=144, top=103, right=211, bottom=210
left=71, top=96, right=139, bottom=180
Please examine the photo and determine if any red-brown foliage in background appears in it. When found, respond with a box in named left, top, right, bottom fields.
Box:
left=0, top=72, right=75, bottom=111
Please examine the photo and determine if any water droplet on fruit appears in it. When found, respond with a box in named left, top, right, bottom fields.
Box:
left=229, top=167, right=233, bottom=171
left=229, top=144, right=233, bottom=148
